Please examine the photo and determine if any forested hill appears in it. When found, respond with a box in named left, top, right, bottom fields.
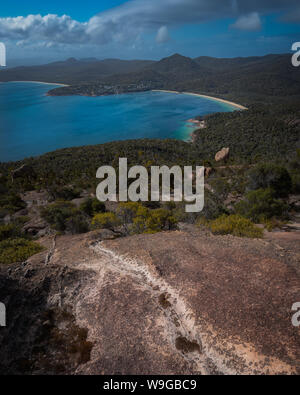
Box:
left=101, top=53, right=300, bottom=104
left=0, top=58, right=155, bottom=85
left=1, top=53, right=299, bottom=104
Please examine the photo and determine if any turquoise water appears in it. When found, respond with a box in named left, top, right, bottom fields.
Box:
left=0, top=82, right=235, bottom=162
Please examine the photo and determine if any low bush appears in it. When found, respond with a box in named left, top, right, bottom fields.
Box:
left=288, top=153, right=300, bottom=193
left=110, top=202, right=178, bottom=234
left=210, top=178, right=231, bottom=200
left=132, top=207, right=177, bottom=234
left=247, top=164, right=292, bottom=197
left=235, top=189, right=287, bottom=222
left=41, top=201, right=77, bottom=232
left=0, top=223, right=22, bottom=241
left=91, top=212, right=120, bottom=231
left=14, top=216, right=30, bottom=225
left=0, top=193, right=26, bottom=214
left=80, top=198, right=106, bottom=217
left=209, top=215, right=263, bottom=238
left=48, top=186, right=81, bottom=201
left=65, top=213, right=90, bottom=235
left=0, top=238, right=44, bottom=264
left=41, top=201, right=89, bottom=234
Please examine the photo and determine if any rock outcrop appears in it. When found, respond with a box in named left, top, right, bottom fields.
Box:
left=215, top=148, right=230, bottom=162
left=0, top=228, right=299, bottom=375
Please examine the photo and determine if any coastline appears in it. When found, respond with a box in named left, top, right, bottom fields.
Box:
left=2, top=81, right=69, bottom=87
left=152, top=89, right=248, bottom=111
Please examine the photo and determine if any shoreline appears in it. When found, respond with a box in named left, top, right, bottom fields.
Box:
left=152, top=89, right=248, bottom=110
left=2, top=81, right=69, bottom=87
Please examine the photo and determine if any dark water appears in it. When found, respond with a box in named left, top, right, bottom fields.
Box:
left=0, top=82, right=235, bottom=162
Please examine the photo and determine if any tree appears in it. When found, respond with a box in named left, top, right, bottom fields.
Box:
left=235, top=189, right=287, bottom=222
left=80, top=198, right=106, bottom=217
left=91, top=213, right=120, bottom=231
left=247, top=164, right=292, bottom=197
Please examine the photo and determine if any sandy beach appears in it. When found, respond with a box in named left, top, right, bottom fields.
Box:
left=152, top=89, right=248, bottom=110
left=6, top=81, right=69, bottom=87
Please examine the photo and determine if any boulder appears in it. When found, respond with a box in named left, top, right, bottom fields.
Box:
left=215, top=147, right=230, bottom=162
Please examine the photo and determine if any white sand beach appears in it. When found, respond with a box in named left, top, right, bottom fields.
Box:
left=152, top=89, right=248, bottom=110
left=8, top=81, right=69, bottom=87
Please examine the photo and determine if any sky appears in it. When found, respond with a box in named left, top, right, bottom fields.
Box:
left=0, top=0, right=299, bottom=66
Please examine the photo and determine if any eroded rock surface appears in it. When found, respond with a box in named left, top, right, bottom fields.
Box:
left=0, top=228, right=299, bottom=375
left=215, top=147, right=230, bottom=162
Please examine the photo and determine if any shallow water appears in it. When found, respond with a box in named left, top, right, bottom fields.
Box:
left=0, top=82, right=235, bottom=162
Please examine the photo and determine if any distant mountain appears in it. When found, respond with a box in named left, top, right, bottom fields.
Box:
left=101, top=53, right=300, bottom=103
left=1, top=53, right=299, bottom=104
left=148, top=53, right=201, bottom=75
left=0, top=58, right=155, bottom=85
left=101, top=53, right=208, bottom=87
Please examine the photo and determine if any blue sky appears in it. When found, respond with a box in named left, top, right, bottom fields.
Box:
left=0, top=1, right=125, bottom=21
left=0, top=0, right=299, bottom=65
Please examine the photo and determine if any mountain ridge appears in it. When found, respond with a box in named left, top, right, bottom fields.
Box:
left=1, top=52, right=299, bottom=104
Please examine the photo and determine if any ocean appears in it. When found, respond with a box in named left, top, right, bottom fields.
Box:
left=0, top=82, right=236, bottom=162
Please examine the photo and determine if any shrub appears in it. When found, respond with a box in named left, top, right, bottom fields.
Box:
left=41, top=201, right=77, bottom=232
left=0, top=193, right=26, bottom=214
left=65, top=213, right=89, bottom=235
left=171, top=190, right=226, bottom=225
left=130, top=204, right=150, bottom=234
left=247, top=164, right=292, bottom=197
left=0, top=238, right=44, bottom=264
left=91, top=212, right=120, bottom=231
left=209, top=215, right=263, bottom=238
left=116, top=202, right=178, bottom=235
left=290, top=173, right=300, bottom=194
left=145, top=209, right=177, bottom=233
left=0, top=223, right=22, bottom=241
left=210, top=178, right=231, bottom=200
left=200, top=190, right=227, bottom=221
left=48, top=186, right=81, bottom=201
left=116, top=202, right=141, bottom=232
left=41, top=201, right=89, bottom=234
left=14, top=216, right=30, bottom=225
left=142, top=201, right=161, bottom=209
left=80, top=198, right=106, bottom=217
left=132, top=207, right=177, bottom=234
left=235, top=189, right=287, bottom=222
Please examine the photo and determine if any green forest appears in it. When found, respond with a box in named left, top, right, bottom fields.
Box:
left=0, top=53, right=300, bottom=264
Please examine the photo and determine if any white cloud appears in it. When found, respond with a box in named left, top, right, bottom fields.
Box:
left=230, top=12, right=262, bottom=31
left=156, top=26, right=170, bottom=43
left=0, top=14, right=87, bottom=43
left=0, top=0, right=298, bottom=49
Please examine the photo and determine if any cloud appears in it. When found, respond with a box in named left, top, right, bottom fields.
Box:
left=282, top=7, right=300, bottom=23
left=230, top=12, right=262, bottom=31
left=0, top=0, right=299, bottom=48
left=0, top=14, right=87, bottom=44
left=156, top=26, right=170, bottom=43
